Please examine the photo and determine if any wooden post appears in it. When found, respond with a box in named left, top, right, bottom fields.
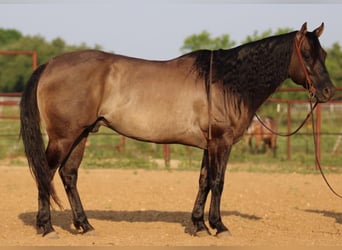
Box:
left=163, top=144, right=170, bottom=167
left=332, top=131, right=342, bottom=155
left=287, top=102, right=291, bottom=161
left=32, top=51, right=38, bottom=70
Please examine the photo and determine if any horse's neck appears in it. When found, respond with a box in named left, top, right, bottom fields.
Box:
left=215, top=32, right=295, bottom=112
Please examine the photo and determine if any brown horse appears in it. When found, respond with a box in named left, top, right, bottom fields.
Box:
left=246, top=116, right=277, bottom=156
left=20, top=23, right=335, bottom=238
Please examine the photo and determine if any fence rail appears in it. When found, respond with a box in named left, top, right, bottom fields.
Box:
left=0, top=92, right=341, bottom=168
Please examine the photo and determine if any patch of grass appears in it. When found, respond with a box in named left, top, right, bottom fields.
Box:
left=1, top=104, right=341, bottom=174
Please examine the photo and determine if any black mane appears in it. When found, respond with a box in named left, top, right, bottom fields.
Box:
left=190, top=31, right=296, bottom=108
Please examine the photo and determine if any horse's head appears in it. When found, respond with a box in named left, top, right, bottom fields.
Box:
left=288, top=22, right=336, bottom=102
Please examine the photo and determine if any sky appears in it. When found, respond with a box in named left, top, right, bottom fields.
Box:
left=0, top=0, right=342, bottom=60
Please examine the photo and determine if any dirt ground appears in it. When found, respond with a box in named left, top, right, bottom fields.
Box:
left=1, top=165, right=342, bottom=247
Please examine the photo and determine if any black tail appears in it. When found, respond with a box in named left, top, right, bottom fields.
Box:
left=20, top=64, right=62, bottom=208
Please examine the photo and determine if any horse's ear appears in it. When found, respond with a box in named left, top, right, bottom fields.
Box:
left=314, top=22, right=324, bottom=37
left=296, top=22, right=307, bottom=41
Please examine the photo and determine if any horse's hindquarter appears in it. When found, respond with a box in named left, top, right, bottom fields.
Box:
left=98, top=55, right=209, bottom=148
left=37, top=51, right=112, bottom=138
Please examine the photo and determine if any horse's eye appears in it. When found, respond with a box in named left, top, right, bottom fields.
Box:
left=302, top=51, right=310, bottom=60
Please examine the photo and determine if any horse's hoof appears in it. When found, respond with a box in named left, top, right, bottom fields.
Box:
left=215, top=230, right=232, bottom=238
left=194, top=229, right=211, bottom=237
left=44, top=231, right=59, bottom=239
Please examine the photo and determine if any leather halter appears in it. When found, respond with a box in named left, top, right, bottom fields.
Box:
left=294, top=35, right=316, bottom=98
left=259, top=34, right=342, bottom=199
left=256, top=34, right=320, bottom=137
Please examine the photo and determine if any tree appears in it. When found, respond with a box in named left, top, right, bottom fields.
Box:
left=0, top=28, right=22, bottom=45
left=180, top=30, right=236, bottom=54
left=326, top=42, right=342, bottom=88
left=241, top=28, right=292, bottom=44
left=0, top=28, right=102, bottom=92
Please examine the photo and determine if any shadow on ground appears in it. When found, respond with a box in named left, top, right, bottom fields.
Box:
left=304, top=209, right=342, bottom=224
left=19, top=209, right=261, bottom=235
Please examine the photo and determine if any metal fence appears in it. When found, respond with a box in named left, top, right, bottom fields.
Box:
left=0, top=93, right=341, bottom=169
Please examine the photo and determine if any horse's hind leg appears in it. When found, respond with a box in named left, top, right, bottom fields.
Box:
left=36, top=174, right=58, bottom=237
left=36, top=142, right=61, bottom=237
left=58, top=136, right=94, bottom=233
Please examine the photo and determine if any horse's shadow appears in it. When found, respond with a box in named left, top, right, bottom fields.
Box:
left=304, top=209, right=342, bottom=224
left=18, top=209, right=261, bottom=235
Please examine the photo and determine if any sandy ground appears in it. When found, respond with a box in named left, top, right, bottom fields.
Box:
left=1, top=166, right=342, bottom=247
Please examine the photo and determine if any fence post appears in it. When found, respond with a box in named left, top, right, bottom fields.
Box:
left=163, top=144, right=170, bottom=167
left=32, top=51, right=38, bottom=70
left=287, top=101, right=291, bottom=160
left=316, top=103, right=321, bottom=164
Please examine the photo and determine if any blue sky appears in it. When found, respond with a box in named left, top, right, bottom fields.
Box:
left=1, top=1, right=341, bottom=60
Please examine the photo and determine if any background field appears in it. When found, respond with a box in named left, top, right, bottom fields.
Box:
left=0, top=98, right=341, bottom=174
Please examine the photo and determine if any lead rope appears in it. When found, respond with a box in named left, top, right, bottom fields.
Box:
left=208, top=50, right=214, bottom=141
left=309, top=97, right=342, bottom=198
left=257, top=35, right=342, bottom=199
left=255, top=102, right=317, bottom=137
left=294, top=36, right=342, bottom=199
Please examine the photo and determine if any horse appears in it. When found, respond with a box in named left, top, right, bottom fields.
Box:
left=246, top=116, right=277, bottom=156
left=20, top=23, right=335, bottom=238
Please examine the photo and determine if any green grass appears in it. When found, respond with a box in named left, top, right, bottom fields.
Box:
left=1, top=104, right=341, bottom=174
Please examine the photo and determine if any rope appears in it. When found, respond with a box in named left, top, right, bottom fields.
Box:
left=256, top=33, right=342, bottom=199
left=309, top=99, right=342, bottom=198
left=255, top=102, right=317, bottom=137
left=207, top=50, right=213, bottom=141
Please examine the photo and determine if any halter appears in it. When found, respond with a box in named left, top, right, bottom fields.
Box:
left=256, top=34, right=319, bottom=137
left=257, top=34, right=342, bottom=199
left=294, top=34, right=316, bottom=98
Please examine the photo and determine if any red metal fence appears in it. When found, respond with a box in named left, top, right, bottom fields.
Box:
left=0, top=91, right=341, bottom=166
left=0, top=50, right=37, bottom=71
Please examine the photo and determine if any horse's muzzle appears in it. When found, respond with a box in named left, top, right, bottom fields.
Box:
left=316, top=85, right=336, bottom=103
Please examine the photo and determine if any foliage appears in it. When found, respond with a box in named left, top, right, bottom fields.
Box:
left=0, top=28, right=101, bottom=92
left=180, top=30, right=236, bottom=54
left=0, top=28, right=22, bottom=44
left=326, top=42, right=342, bottom=93
left=241, top=27, right=293, bottom=44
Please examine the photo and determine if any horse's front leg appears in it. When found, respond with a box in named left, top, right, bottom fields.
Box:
left=192, top=150, right=211, bottom=236
left=207, top=132, right=232, bottom=237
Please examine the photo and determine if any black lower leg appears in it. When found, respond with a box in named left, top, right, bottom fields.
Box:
left=36, top=190, right=54, bottom=236
left=192, top=150, right=211, bottom=235
left=209, top=184, right=229, bottom=234
left=207, top=135, right=232, bottom=236
left=192, top=189, right=210, bottom=235
left=59, top=168, right=94, bottom=233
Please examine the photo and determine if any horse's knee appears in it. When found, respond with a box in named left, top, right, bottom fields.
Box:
left=59, top=167, right=78, bottom=188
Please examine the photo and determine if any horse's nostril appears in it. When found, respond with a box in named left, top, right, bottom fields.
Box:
left=324, top=88, right=330, bottom=96
left=322, top=86, right=336, bottom=100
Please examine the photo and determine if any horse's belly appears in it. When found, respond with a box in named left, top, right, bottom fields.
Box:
left=100, top=105, right=207, bottom=148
